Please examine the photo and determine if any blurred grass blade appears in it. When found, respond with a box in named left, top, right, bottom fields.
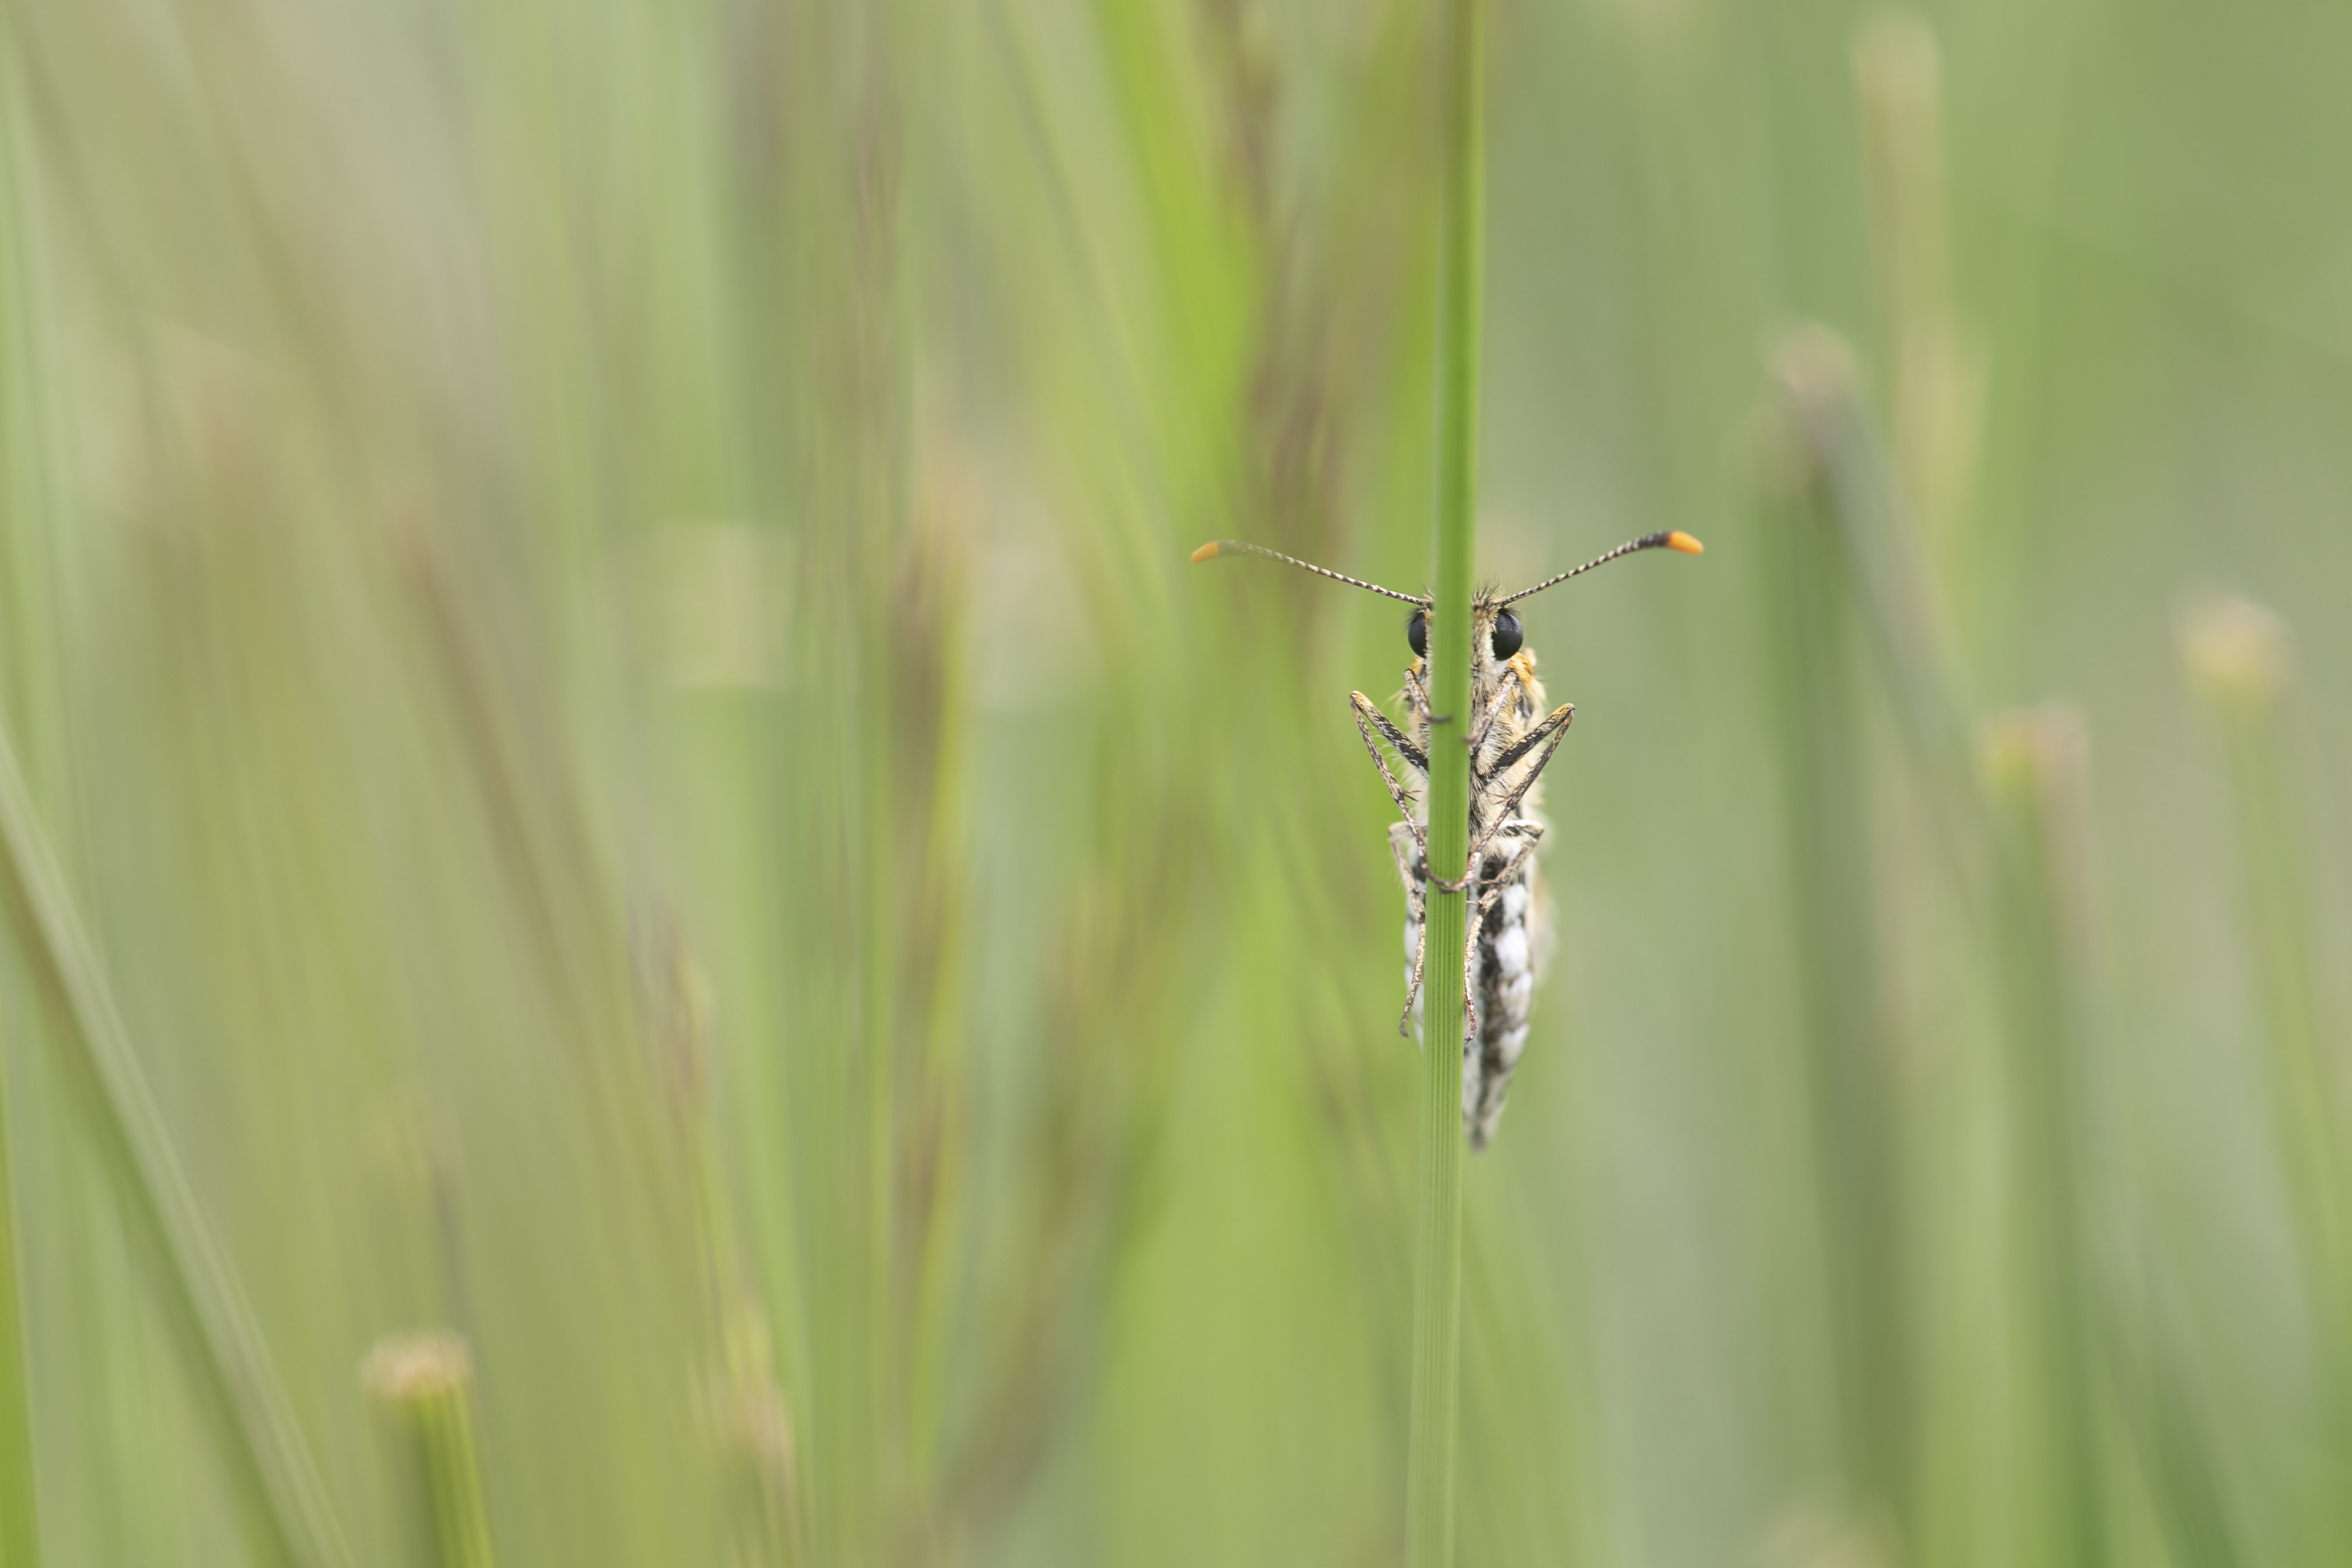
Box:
left=1754, top=359, right=1912, bottom=1535
left=0, top=718, right=353, bottom=1568
left=2180, top=601, right=2351, bottom=1332
left=1769, top=327, right=1988, bottom=900
left=2112, top=1261, right=2242, bottom=1568
left=1982, top=710, right=2106, bottom=1568
left=0, top=36, right=42, bottom=1560
left=1852, top=12, right=1984, bottom=629
left=745, top=0, right=912, bottom=1553
left=1408, top=1, right=1483, bottom=1563
left=363, top=1334, right=499, bottom=1568
left=636, top=905, right=796, bottom=1563
left=0, top=1012, right=34, bottom=1568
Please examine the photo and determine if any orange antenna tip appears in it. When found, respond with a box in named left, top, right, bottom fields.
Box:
left=1666, top=531, right=1705, bottom=555
left=1190, top=541, right=1222, bottom=563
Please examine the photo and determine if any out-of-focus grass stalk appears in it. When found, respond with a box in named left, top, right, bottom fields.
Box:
left=884, top=469, right=975, bottom=1563
left=980, top=1, right=1283, bottom=1547
left=2112, top=1264, right=2243, bottom=1568
left=1852, top=14, right=1984, bottom=635
left=0, top=718, right=352, bottom=1568
left=1407, top=1, right=1481, bottom=1562
left=770, top=1, right=907, bottom=1559
left=636, top=910, right=795, bottom=1563
left=2178, top=597, right=2346, bottom=1556
left=0, top=30, right=57, bottom=1565
left=0, top=1013, right=36, bottom=1568
left=1757, top=334, right=1912, bottom=1536
left=1982, top=709, right=2106, bottom=1568
left=2180, top=602, right=2350, bottom=1331
left=362, top=1334, right=499, bottom=1568
left=1768, top=329, right=1983, bottom=871
left=1776, top=308, right=2130, bottom=1567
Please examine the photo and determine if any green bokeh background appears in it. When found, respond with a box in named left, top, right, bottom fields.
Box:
left=0, top=2, right=2343, bottom=1565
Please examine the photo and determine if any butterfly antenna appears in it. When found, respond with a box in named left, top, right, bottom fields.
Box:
left=1497, top=530, right=1703, bottom=605
left=1190, top=539, right=1431, bottom=608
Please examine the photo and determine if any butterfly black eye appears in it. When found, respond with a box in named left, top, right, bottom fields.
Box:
left=1491, top=608, right=1523, bottom=660
left=1406, top=609, right=1428, bottom=658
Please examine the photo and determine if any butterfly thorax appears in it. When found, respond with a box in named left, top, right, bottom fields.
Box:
left=1404, top=592, right=1550, bottom=839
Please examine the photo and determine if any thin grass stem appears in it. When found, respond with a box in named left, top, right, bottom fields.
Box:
left=1853, top=13, right=1983, bottom=628
left=362, top=1334, right=499, bottom=1568
left=0, top=1012, right=36, bottom=1568
left=2181, top=601, right=2350, bottom=1342
left=1755, top=353, right=1911, bottom=1532
left=1406, top=1, right=1482, bottom=1562
left=2111, top=1263, right=2243, bottom=1568
left=0, top=717, right=353, bottom=1568
left=1768, top=328, right=1985, bottom=888
left=1982, top=709, right=2108, bottom=1568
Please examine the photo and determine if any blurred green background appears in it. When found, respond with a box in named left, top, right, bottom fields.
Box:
left=0, top=1, right=2345, bottom=1565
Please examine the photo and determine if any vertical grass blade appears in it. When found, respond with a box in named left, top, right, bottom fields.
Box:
left=2180, top=601, right=2349, bottom=1344
left=362, top=1334, right=499, bottom=1568
left=636, top=908, right=796, bottom=1564
left=756, top=1, right=910, bottom=1557
left=0, top=1012, right=36, bottom=1568
left=2112, top=1262, right=2244, bottom=1568
left=1767, top=328, right=1983, bottom=878
left=1852, top=13, right=1983, bottom=630
left=1757, top=339, right=1911, bottom=1538
left=0, top=717, right=353, bottom=1568
left=1407, top=1, right=1482, bottom=1563
left=1982, top=710, right=2106, bottom=1568
left=0, top=18, right=50, bottom=1564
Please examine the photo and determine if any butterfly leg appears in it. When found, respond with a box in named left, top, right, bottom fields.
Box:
left=1400, top=916, right=1431, bottom=1043
left=1475, top=826, right=1545, bottom=918
left=1466, top=661, right=1529, bottom=757
left=1352, top=693, right=1430, bottom=858
left=1391, top=820, right=1428, bottom=1039
left=1453, top=703, right=1573, bottom=879
left=1490, top=700, right=1576, bottom=780
left=1459, top=877, right=1487, bottom=1087
left=1391, top=815, right=1484, bottom=1058
left=1403, top=665, right=1433, bottom=739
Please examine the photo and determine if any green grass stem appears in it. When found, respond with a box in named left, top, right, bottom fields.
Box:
left=2111, top=1268, right=2243, bottom=1568
left=1768, top=328, right=1985, bottom=880
left=0, top=27, right=49, bottom=1566
left=1982, top=710, right=2107, bottom=1568
left=2181, top=601, right=2350, bottom=1335
left=362, top=1334, right=499, bottom=1568
left=1853, top=13, right=1983, bottom=627
left=0, top=715, right=353, bottom=1568
left=1757, top=343, right=1912, bottom=1532
left=1407, top=1, right=1482, bottom=1562
left=0, top=1012, right=36, bottom=1568
left=1767, top=328, right=2120, bottom=1564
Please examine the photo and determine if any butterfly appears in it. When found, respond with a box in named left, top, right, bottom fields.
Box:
left=1193, top=529, right=1701, bottom=1146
